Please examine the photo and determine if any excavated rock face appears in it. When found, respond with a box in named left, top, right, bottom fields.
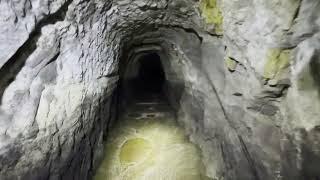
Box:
left=0, top=0, right=319, bottom=179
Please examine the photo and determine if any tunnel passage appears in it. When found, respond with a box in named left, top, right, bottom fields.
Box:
left=120, top=52, right=169, bottom=106
left=95, top=51, right=209, bottom=180
left=2, top=0, right=320, bottom=179
left=133, top=53, right=165, bottom=95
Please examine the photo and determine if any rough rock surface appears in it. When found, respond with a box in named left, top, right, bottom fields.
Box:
left=0, top=0, right=319, bottom=180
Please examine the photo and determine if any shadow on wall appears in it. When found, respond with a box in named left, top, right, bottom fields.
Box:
left=301, top=127, right=320, bottom=180
left=310, top=52, right=320, bottom=96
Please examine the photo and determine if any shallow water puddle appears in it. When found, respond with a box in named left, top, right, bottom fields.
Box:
left=94, top=103, right=209, bottom=180
left=119, top=138, right=153, bottom=165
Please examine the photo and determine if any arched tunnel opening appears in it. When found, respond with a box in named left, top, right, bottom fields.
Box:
left=118, top=49, right=184, bottom=110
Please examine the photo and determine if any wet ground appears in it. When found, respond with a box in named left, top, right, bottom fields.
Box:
left=94, top=93, right=209, bottom=180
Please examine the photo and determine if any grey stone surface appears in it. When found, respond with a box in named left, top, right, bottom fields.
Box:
left=0, top=0, right=319, bottom=179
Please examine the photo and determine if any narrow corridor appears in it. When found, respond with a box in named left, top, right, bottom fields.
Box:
left=94, top=94, right=209, bottom=180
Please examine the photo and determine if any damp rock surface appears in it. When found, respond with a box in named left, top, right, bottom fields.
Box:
left=0, top=0, right=319, bottom=179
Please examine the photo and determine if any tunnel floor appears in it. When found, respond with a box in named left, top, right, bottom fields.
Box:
left=94, top=94, right=210, bottom=180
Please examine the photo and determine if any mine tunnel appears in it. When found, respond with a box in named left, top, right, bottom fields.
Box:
left=121, top=52, right=167, bottom=104
left=134, top=53, right=165, bottom=94
left=1, top=0, right=320, bottom=180
left=94, top=51, right=210, bottom=180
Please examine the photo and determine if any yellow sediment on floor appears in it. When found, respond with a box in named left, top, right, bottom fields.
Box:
left=119, top=138, right=152, bottom=165
left=94, top=115, right=209, bottom=180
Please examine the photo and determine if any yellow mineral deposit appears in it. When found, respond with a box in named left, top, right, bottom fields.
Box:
left=94, top=112, right=209, bottom=180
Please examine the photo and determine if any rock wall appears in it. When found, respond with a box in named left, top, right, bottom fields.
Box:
left=0, top=0, right=319, bottom=180
left=0, top=0, right=118, bottom=179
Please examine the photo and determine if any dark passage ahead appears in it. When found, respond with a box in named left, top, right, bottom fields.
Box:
left=136, top=53, right=165, bottom=93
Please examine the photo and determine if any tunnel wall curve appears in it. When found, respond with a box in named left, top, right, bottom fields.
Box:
left=117, top=27, right=281, bottom=180
left=119, top=43, right=185, bottom=110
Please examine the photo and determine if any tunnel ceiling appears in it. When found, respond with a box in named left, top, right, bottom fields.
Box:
left=0, top=0, right=320, bottom=180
